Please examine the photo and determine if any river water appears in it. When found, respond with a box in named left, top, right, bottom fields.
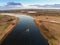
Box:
left=1, top=14, right=48, bottom=45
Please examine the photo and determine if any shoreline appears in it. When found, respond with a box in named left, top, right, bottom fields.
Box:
left=34, top=16, right=60, bottom=45
left=0, top=16, right=18, bottom=44
left=34, top=19, right=50, bottom=45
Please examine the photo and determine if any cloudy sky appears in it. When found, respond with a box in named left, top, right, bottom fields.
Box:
left=0, top=0, right=60, bottom=6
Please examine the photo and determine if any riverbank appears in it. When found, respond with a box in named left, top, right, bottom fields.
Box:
left=0, top=16, right=18, bottom=44
left=34, top=19, right=50, bottom=44
left=34, top=16, right=60, bottom=45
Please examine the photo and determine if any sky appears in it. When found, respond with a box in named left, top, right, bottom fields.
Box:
left=0, top=0, right=60, bottom=6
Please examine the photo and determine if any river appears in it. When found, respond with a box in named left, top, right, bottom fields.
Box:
left=1, top=14, right=48, bottom=45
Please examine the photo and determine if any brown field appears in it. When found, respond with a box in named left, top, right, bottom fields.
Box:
left=34, top=16, right=60, bottom=45
left=0, top=15, right=18, bottom=44
left=1, top=9, right=60, bottom=16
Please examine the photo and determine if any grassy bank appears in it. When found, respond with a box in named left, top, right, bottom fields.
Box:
left=34, top=16, right=60, bottom=45
left=0, top=15, right=18, bottom=44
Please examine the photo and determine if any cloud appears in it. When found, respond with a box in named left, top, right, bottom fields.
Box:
left=1, top=2, right=60, bottom=10
left=7, top=2, right=22, bottom=5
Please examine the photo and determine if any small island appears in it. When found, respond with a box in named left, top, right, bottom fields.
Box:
left=0, top=15, right=18, bottom=44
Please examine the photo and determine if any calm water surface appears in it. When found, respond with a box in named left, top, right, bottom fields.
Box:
left=1, top=14, right=48, bottom=45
